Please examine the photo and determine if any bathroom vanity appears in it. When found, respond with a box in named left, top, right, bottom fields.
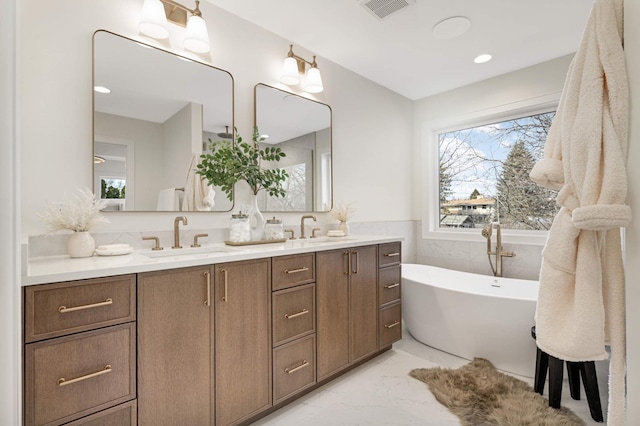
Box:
left=22, top=236, right=402, bottom=425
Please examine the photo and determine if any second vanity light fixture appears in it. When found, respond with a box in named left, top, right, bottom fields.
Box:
left=280, top=45, right=324, bottom=94
left=139, top=0, right=210, bottom=53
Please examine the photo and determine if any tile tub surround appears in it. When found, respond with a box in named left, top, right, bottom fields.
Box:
left=416, top=224, right=543, bottom=280
left=252, top=332, right=610, bottom=426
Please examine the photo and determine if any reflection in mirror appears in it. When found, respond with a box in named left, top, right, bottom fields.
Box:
left=93, top=30, right=234, bottom=212
left=254, top=84, right=332, bottom=212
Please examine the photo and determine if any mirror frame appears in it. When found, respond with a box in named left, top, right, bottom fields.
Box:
left=253, top=83, right=333, bottom=213
left=92, top=29, right=235, bottom=213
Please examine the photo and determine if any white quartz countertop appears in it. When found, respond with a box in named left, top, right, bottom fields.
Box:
left=23, top=235, right=403, bottom=286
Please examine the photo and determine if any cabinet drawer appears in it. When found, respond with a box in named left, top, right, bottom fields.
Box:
left=273, top=283, right=315, bottom=346
left=378, top=243, right=401, bottom=268
left=272, top=253, right=315, bottom=291
left=24, top=323, right=136, bottom=426
left=273, top=334, right=316, bottom=404
left=65, top=400, right=137, bottom=426
left=378, top=266, right=401, bottom=306
left=25, top=275, right=136, bottom=343
left=379, top=303, right=402, bottom=348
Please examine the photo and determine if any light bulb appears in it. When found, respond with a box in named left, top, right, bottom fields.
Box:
left=304, top=66, right=323, bottom=93
left=139, top=0, right=169, bottom=40
left=280, top=57, right=300, bottom=86
left=184, top=14, right=210, bottom=53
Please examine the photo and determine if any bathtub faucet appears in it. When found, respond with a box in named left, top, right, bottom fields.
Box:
left=481, top=222, right=515, bottom=277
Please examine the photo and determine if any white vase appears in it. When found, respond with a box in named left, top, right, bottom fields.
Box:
left=338, top=221, right=350, bottom=236
left=67, top=231, right=96, bottom=258
left=248, top=193, right=265, bottom=241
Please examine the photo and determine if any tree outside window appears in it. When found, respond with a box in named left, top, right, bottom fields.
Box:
left=101, top=178, right=126, bottom=199
left=438, top=111, right=558, bottom=231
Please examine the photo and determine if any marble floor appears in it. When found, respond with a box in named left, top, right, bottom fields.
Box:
left=252, top=332, right=609, bottom=425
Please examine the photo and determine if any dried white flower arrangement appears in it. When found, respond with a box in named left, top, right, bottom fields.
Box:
left=41, top=188, right=109, bottom=232
left=331, top=202, right=356, bottom=223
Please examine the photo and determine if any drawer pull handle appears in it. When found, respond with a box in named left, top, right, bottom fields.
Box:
left=384, top=252, right=400, bottom=257
left=384, top=321, right=400, bottom=329
left=284, top=309, right=309, bottom=319
left=58, top=298, right=113, bottom=313
left=284, top=267, right=309, bottom=274
left=352, top=251, right=359, bottom=274
left=57, top=364, right=111, bottom=386
left=384, top=283, right=400, bottom=289
left=221, top=269, right=228, bottom=302
left=204, top=271, right=211, bottom=306
left=285, top=360, right=309, bottom=374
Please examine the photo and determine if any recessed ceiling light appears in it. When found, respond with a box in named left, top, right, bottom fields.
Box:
left=474, top=54, right=492, bottom=64
left=94, top=86, right=111, bottom=94
left=432, top=16, right=472, bottom=40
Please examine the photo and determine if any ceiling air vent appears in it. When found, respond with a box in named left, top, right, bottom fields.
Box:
left=359, top=0, right=416, bottom=21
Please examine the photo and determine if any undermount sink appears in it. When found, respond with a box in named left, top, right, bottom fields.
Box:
left=141, top=245, right=240, bottom=259
left=303, top=236, right=357, bottom=243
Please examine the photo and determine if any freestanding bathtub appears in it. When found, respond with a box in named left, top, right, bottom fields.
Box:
left=402, top=264, right=539, bottom=377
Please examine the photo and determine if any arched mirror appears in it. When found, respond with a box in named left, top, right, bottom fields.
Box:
left=254, top=83, right=332, bottom=212
left=92, top=30, right=234, bottom=212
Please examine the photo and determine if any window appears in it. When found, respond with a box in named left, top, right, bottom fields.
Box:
left=101, top=178, right=126, bottom=199
left=264, top=164, right=307, bottom=211
left=438, top=111, right=558, bottom=231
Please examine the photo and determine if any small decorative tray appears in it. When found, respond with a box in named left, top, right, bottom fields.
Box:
left=224, top=238, right=287, bottom=246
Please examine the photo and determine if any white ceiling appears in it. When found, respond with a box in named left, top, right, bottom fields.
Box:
left=206, top=0, right=593, bottom=100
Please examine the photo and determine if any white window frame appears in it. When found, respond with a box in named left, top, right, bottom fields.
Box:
left=421, top=92, right=561, bottom=246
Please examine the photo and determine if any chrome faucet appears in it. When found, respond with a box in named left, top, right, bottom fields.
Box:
left=481, top=222, right=515, bottom=277
left=173, top=216, right=188, bottom=249
left=299, top=215, right=317, bottom=239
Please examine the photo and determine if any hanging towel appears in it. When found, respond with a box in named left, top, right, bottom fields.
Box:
left=156, top=188, right=179, bottom=211
left=182, top=155, right=216, bottom=211
left=529, top=0, right=629, bottom=423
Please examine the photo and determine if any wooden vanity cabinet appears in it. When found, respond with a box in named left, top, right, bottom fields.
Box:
left=23, top=275, right=137, bottom=426
left=316, top=245, right=379, bottom=381
left=24, top=240, right=402, bottom=425
left=271, top=253, right=317, bottom=405
left=378, top=242, right=402, bottom=348
left=137, top=266, right=213, bottom=425
left=214, top=258, right=272, bottom=426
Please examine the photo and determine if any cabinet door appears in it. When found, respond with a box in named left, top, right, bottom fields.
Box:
left=350, top=245, right=379, bottom=362
left=214, top=259, right=271, bottom=426
left=137, top=267, right=213, bottom=425
left=316, top=250, right=351, bottom=381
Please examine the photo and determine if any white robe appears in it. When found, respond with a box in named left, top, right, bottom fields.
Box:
left=529, top=0, right=629, bottom=423
left=182, top=155, right=216, bottom=212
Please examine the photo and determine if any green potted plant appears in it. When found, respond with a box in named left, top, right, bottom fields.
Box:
left=197, top=126, right=288, bottom=240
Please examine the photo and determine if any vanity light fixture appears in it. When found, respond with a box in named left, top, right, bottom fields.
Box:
left=139, top=0, right=210, bottom=54
left=280, top=45, right=324, bottom=94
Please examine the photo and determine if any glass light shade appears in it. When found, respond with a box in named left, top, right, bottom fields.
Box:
left=139, top=0, right=169, bottom=40
left=304, top=66, right=324, bottom=93
left=280, top=57, right=300, bottom=86
left=184, top=15, right=210, bottom=53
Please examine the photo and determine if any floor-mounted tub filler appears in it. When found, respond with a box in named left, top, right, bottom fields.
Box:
left=402, top=263, right=538, bottom=377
